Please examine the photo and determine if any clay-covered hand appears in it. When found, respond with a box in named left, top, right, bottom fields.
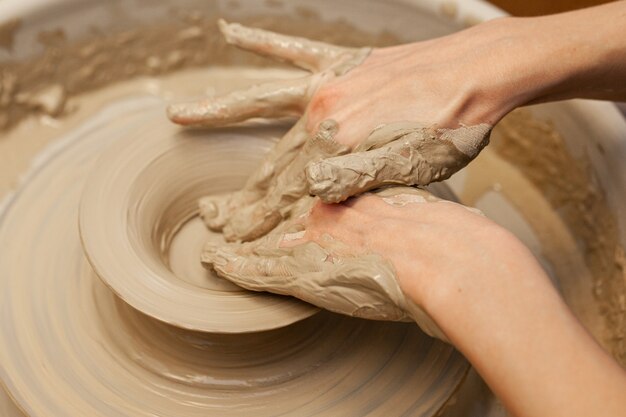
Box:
left=201, top=186, right=486, bottom=341
left=167, top=20, right=368, bottom=241
left=167, top=21, right=496, bottom=241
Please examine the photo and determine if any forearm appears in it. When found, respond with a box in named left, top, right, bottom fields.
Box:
left=492, top=2, right=626, bottom=112
left=417, top=230, right=626, bottom=417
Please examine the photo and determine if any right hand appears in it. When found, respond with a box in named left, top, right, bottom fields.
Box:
left=201, top=186, right=492, bottom=341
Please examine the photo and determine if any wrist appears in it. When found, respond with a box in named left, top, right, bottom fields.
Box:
left=402, top=224, right=524, bottom=333
left=452, top=15, right=592, bottom=124
left=429, top=16, right=559, bottom=128
left=472, top=17, right=572, bottom=119
left=483, top=5, right=626, bottom=108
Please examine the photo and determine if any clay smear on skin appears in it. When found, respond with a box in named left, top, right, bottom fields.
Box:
left=305, top=122, right=491, bottom=203
left=203, top=186, right=453, bottom=340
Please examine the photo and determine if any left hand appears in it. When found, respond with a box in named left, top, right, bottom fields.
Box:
left=168, top=20, right=497, bottom=242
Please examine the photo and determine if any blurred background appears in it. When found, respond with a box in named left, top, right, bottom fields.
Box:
left=492, top=0, right=625, bottom=114
left=489, top=0, right=614, bottom=15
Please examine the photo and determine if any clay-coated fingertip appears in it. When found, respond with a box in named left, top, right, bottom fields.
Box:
left=307, top=179, right=331, bottom=196
left=165, top=103, right=180, bottom=121
left=202, top=242, right=239, bottom=268
left=305, top=162, right=351, bottom=203
left=217, top=19, right=230, bottom=32
left=218, top=19, right=245, bottom=44
left=305, top=162, right=333, bottom=192
left=304, top=161, right=325, bottom=183
left=199, top=195, right=232, bottom=231
left=166, top=103, right=196, bottom=125
left=221, top=222, right=234, bottom=239
left=198, top=196, right=219, bottom=219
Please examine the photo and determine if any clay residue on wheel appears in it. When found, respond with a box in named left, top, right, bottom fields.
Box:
left=0, top=98, right=467, bottom=412
left=492, top=109, right=626, bottom=365
left=0, top=18, right=21, bottom=51
left=0, top=10, right=399, bottom=132
left=0, top=0, right=623, bottom=373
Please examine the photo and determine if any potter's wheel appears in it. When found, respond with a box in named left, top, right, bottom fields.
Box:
left=0, top=95, right=469, bottom=416
left=78, top=100, right=319, bottom=333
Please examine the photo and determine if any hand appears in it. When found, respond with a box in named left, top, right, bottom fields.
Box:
left=167, top=20, right=496, bottom=241
left=202, top=181, right=626, bottom=417
left=182, top=6, right=626, bottom=416
left=201, top=186, right=488, bottom=340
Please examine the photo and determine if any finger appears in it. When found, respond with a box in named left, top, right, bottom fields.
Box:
left=242, top=117, right=310, bottom=192
left=218, top=19, right=360, bottom=72
left=306, top=127, right=471, bottom=203
left=222, top=203, right=284, bottom=242
left=203, top=239, right=343, bottom=307
left=167, top=77, right=310, bottom=126
left=196, top=119, right=310, bottom=233
left=204, top=218, right=447, bottom=339
left=203, top=241, right=410, bottom=322
left=221, top=193, right=314, bottom=243
left=202, top=240, right=326, bottom=289
left=221, top=121, right=348, bottom=242
left=198, top=193, right=232, bottom=231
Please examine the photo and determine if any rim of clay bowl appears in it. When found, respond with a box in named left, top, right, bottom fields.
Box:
left=79, top=116, right=320, bottom=334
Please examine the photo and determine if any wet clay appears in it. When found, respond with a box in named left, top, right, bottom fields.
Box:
left=1, top=6, right=625, bottom=416
left=0, top=18, right=21, bottom=51
left=193, top=118, right=490, bottom=240
left=168, top=22, right=489, bottom=242
left=306, top=122, right=491, bottom=203
left=490, top=109, right=626, bottom=364
left=166, top=21, right=372, bottom=242
left=203, top=186, right=460, bottom=341
left=0, top=10, right=397, bottom=132
left=0, top=69, right=467, bottom=417
left=78, top=97, right=318, bottom=333
left=167, top=21, right=370, bottom=128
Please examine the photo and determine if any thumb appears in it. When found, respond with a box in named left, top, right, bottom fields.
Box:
left=305, top=123, right=488, bottom=203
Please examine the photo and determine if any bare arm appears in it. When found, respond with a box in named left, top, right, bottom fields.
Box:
left=202, top=191, right=626, bottom=417
left=407, top=225, right=626, bottom=417
left=303, top=1, right=626, bottom=146
left=513, top=1, right=626, bottom=105
left=175, top=9, right=626, bottom=414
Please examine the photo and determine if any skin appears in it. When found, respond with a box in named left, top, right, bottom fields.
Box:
left=203, top=188, right=458, bottom=341
left=168, top=21, right=494, bottom=242
left=173, top=2, right=626, bottom=417
left=204, top=193, right=626, bottom=417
